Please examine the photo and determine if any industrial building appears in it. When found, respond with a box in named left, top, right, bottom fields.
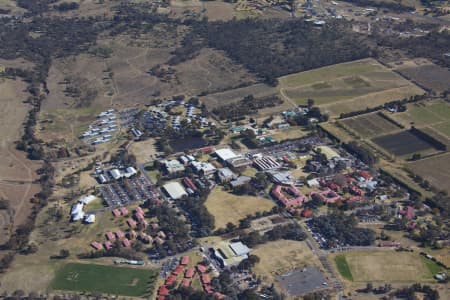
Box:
left=163, top=182, right=188, bottom=199
left=213, top=241, right=250, bottom=267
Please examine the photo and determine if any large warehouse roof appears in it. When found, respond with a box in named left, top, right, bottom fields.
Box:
left=163, top=182, right=188, bottom=200
left=215, top=148, right=238, bottom=161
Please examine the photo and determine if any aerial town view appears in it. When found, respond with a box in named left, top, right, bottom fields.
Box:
left=0, top=0, right=449, bottom=299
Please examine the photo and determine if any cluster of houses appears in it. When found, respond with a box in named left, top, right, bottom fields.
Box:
left=90, top=206, right=168, bottom=251
left=157, top=256, right=225, bottom=300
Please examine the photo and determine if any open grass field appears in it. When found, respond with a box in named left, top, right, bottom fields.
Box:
left=205, top=187, right=275, bottom=229
left=252, top=240, right=322, bottom=283
left=278, top=58, right=424, bottom=116
left=51, top=263, right=158, bottom=297
left=340, top=112, right=401, bottom=138
left=394, top=59, right=450, bottom=93
left=336, top=251, right=433, bottom=283
left=335, top=255, right=353, bottom=281
left=409, top=152, right=450, bottom=194
left=372, top=130, right=437, bottom=157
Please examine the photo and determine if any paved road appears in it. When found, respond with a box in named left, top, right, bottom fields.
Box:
left=298, top=221, right=344, bottom=292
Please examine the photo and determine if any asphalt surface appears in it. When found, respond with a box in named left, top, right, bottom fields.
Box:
left=276, top=267, right=328, bottom=296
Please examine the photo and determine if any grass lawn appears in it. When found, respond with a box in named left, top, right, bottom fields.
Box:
left=84, top=197, right=107, bottom=211
left=205, top=187, right=275, bottom=229
left=420, top=256, right=444, bottom=276
left=51, top=263, right=158, bottom=297
left=335, top=255, right=353, bottom=281
left=340, top=251, right=433, bottom=283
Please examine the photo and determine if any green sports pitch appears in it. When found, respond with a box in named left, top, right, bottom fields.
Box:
left=51, top=263, right=158, bottom=297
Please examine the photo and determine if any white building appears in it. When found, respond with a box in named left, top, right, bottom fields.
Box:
left=215, top=148, right=238, bottom=162
left=163, top=182, right=188, bottom=200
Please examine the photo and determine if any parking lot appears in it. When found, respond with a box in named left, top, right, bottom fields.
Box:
left=276, top=267, right=329, bottom=296
left=98, top=174, right=160, bottom=207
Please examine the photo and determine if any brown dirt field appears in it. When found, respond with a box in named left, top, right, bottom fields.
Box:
left=394, top=59, right=450, bottom=93
left=0, top=78, right=42, bottom=244
left=174, top=48, right=257, bottom=96
left=252, top=240, right=323, bottom=286
left=0, top=58, right=35, bottom=71
left=201, top=83, right=278, bottom=111
left=129, top=139, right=158, bottom=164
left=203, top=2, right=236, bottom=21
left=205, top=187, right=276, bottom=229
left=43, top=0, right=118, bottom=18
left=409, top=152, right=450, bottom=194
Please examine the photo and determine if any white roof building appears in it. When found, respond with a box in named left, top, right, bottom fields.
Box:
left=307, top=178, right=320, bottom=187
left=84, top=214, right=96, bottom=224
left=215, top=148, right=238, bottom=162
left=109, top=169, right=122, bottom=180
left=124, top=167, right=137, bottom=178
left=191, top=161, right=216, bottom=175
left=164, top=160, right=185, bottom=174
left=163, top=182, right=188, bottom=200
left=71, top=203, right=85, bottom=221
left=229, top=242, right=250, bottom=256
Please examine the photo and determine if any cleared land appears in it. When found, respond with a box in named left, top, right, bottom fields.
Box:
left=252, top=240, right=322, bottom=282
left=0, top=78, right=42, bottom=244
left=278, top=58, right=424, bottom=116
left=395, top=59, right=450, bottom=93
left=409, top=152, right=450, bottom=194
left=372, top=130, right=437, bottom=157
left=201, top=83, right=277, bottom=110
left=51, top=263, right=158, bottom=297
left=340, top=112, right=401, bottom=138
left=205, top=187, right=275, bottom=229
left=129, top=138, right=158, bottom=164
left=338, top=251, right=433, bottom=283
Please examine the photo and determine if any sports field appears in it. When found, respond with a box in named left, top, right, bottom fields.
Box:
left=340, top=112, right=401, bottom=138
left=205, top=187, right=275, bottom=229
left=51, top=263, right=158, bottom=297
left=278, top=58, right=424, bottom=116
left=336, top=251, right=433, bottom=283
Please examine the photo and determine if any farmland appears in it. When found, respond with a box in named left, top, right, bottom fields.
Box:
left=336, top=251, right=433, bottom=283
left=409, top=153, right=450, bottom=193
left=51, top=263, right=158, bottom=297
left=372, top=130, right=438, bottom=157
left=205, top=187, right=275, bottom=229
left=394, top=59, right=450, bottom=93
left=278, top=58, right=424, bottom=116
left=391, top=101, right=450, bottom=140
left=340, top=112, right=401, bottom=138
